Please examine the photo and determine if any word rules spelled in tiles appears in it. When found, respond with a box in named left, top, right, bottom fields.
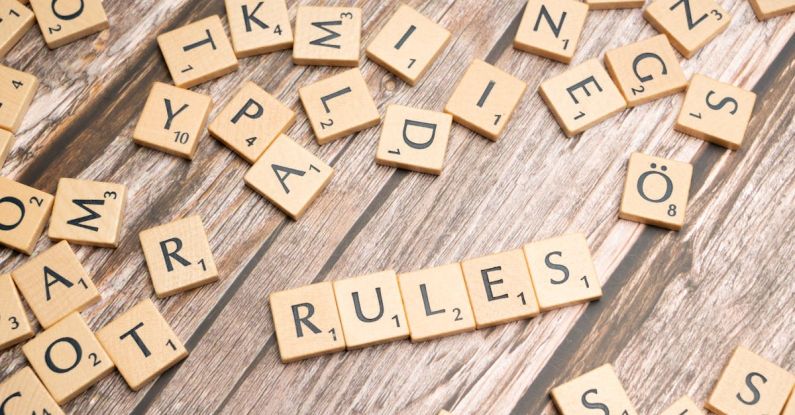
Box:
left=551, top=364, right=638, bottom=415
left=0, top=177, right=53, bottom=254
left=514, top=0, right=589, bottom=64
left=29, top=0, right=108, bottom=49
left=293, top=6, right=361, bottom=66
left=0, top=273, right=34, bottom=350
left=375, top=105, right=452, bottom=175
left=644, top=0, right=730, bottom=59
left=48, top=178, right=127, bottom=248
left=0, top=366, right=64, bottom=415
left=660, top=396, right=703, bottom=415
left=0, top=64, right=39, bottom=133
left=620, top=152, right=693, bottom=230
left=0, top=0, right=35, bottom=59
left=225, top=0, right=293, bottom=58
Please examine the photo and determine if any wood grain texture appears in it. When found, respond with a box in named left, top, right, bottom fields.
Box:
left=0, top=0, right=793, bottom=414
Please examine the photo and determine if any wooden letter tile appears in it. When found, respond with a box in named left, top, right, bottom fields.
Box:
left=0, top=64, right=38, bottom=133
left=29, top=0, right=108, bottom=49
left=0, top=366, right=64, bottom=415
left=209, top=80, right=296, bottom=163
left=332, top=270, right=409, bottom=349
left=293, top=6, right=361, bottom=66
left=48, top=178, right=127, bottom=248
left=539, top=59, right=626, bottom=137
left=375, top=104, right=452, bottom=175
left=604, top=35, right=687, bottom=107
left=244, top=134, right=333, bottom=220
left=12, top=240, right=100, bottom=328
left=0, top=273, right=33, bottom=350
left=523, top=233, right=602, bottom=311
left=706, top=346, right=795, bottom=415
left=551, top=364, right=638, bottom=415
left=675, top=74, right=756, bottom=149
left=157, top=15, right=239, bottom=89
left=132, top=82, right=213, bottom=159
left=96, top=299, right=188, bottom=391
left=22, top=312, right=114, bottom=404
left=749, top=0, right=795, bottom=19
left=643, top=0, right=730, bottom=59
left=0, top=0, right=35, bottom=58
left=298, top=68, right=380, bottom=144
left=0, top=177, right=53, bottom=254
left=0, top=129, right=15, bottom=167
left=619, top=152, right=693, bottom=230
left=461, top=249, right=540, bottom=329
left=270, top=281, right=345, bottom=363
left=225, top=0, right=293, bottom=58
left=514, top=0, right=589, bottom=64
left=660, top=396, right=703, bottom=415
left=444, top=59, right=527, bottom=141
left=139, top=215, right=218, bottom=298
left=397, top=263, right=475, bottom=342
left=365, top=4, right=451, bottom=85
left=584, top=0, right=644, bottom=9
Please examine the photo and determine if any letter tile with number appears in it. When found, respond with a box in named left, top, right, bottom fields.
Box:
left=619, top=152, right=693, bottom=230
left=375, top=105, right=452, bottom=175
left=29, top=0, right=108, bottom=49
left=551, top=364, right=638, bottom=415
left=0, top=273, right=33, bottom=350
left=0, top=177, right=53, bottom=254
left=48, top=178, right=127, bottom=248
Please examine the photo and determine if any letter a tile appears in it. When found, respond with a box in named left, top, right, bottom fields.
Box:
left=293, top=6, right=361, bottom=66
left=644, top=0, right=730, bottom=59
left=619, top=152, right=693, bottom=230
left=0, top=273, right=34, bottom=350
left=551, top=364, right=638, bottom=415
left=514, top=0, right=589, bottom=64
left=0, top=177, right=53, bottom=254
left=0, top=0, right=35, bottom=59
left=225, top=0, right=293, bottom=58
left=29, top=0, right=108, bottom=49
left=0, top=64, right=39, bottom=133
left=660, top=396, right=703, bottom=415
left=375, top=104, right=452, bottom=175
left=748, top=0, right=795, bottom=19
left=48, top=178, right=127, bottom=248
left=0, top=366, right=65, bottom=415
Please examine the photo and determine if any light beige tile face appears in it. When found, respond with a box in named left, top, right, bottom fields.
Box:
left=0, top=0, right=35, bottom=58
left=514, top=0, right=589, bottom=64
left=96, top=299, right=188, bottom=391
left=0, top=129, right=13, bottom=167
left=461, top=249, right=540, bottom=329
left=619, top=152, right=693, bottom=230
left=270, top=281, right=345, bottom=363
left=0, top=64, right=38, bottom=133
left=47, top=178, right=127, bottom=248
left=0, top=273, right=33, bottom=350
left=660, top=396, right=703, bottom=415
left=748, top=0, right=795, bottom=19
left=375, top=105, right=452, bottom=175
left=675, top=74, right=756, bottom=149
left=225, top=0, right=293, bottom=58
left=22, top=313, right=114, bottom=404
left=139, top=215, right=218, bottom=298
left=0, top=177, right=53, bottom=254
left=157, top=15, right=239, bottom=89
left=604, top=35, right=687, bottom=107
left=132, top=82, right=213, bottom=159
left=539, top=58, right=626, bottom=137
left=12, top=241, right=100, bottom=328
left=332, top=270, right=409, bottom=349
left=0, top=366, right=65, bottom=415
left=643, top=0, right=730, bottom=59
left=523, top=233, right=602, bottom=311
left=444, top=59, right=527, bottom=141
left=706, top=346, right=795, bottom=415
left=397, top=263, right=475, bottom=342
left=365, top=4, right=451, bottom=85
left=298, top=68, right=380, bottom=144
left=584, top=0, right=645, bottom=9
left=209, top=81, right=296, bottom=163
left=293, top=6, right=361, bottom=66
left=551, top=364, right=638, bottom=415
left=28, top=0, right=108, bottom=49
left=783, top=387, right=795, bottom=415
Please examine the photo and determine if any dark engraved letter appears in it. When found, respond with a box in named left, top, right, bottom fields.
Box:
left=402, top=119, right=437, bottom=150
left=163, top=99, right=189, bottom=129
left=309, top=20, right=343, bottom=49
left=67, top=199, right=104, bottom=231
left=533, top=5, right=566, bottom=38
left=351, top=288, right=385, bottom=322
left=242, top=2, right=268, bottom=32
left=420, top=283, right=445, bottom=316
left=120, top=322, right=152, bottom=358
left=231, top=98, right=264, bottom=123
left=632, top=52, right=667, bottom=82
left=481, top=266, right=509, bottom=301
left=291, top=303, right=322, bottom=337
left=736, top=372, right=767, bottom=405
left=44, top=266, right=74, bottom=301
left=159, top=237, right=192, bottom=272
left=567, top=76, right=603, bottom=104
left=45, top=337, right=82, bottom=374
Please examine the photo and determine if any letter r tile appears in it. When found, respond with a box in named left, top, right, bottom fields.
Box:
left=551, top=364, right=638, bottom=415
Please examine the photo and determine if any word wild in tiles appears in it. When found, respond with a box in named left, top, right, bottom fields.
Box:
left=0, top=64, right=38, bottom=133
left=660, top=396, right=703, bottom=415
left=551, top=364, right=638, bottom=415
left=619, top=152, right=693, bottom=230
left=48, top=178, right=127, bottom=248
left=29, top=0, right=108, bottom=49
left=0, top=273, right=34, bottom=350
left=643, top=0, right=731, bottom=59
left=513, top=0, right=589, bottom=64
left=375, top=104, right=453, bottom=175
left=0, top=366, right=65, bottom=415
left=225, top=0, right=293, bottom=58
left=293, top=6, right=361, bottom=66
left=0, top=177, right=53, bottom=254
left=0, top=0, right=35, bottom=59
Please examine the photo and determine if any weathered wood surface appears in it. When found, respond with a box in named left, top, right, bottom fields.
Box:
left=1, top=0, right=793, bottom=414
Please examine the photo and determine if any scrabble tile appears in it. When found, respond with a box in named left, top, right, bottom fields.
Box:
left=706, top=346, right=795, bottom=415
left=584, top=0, right=645, bottom=9
left=660, top=396, right=703, bottom=415
left=244, top=134, right=333, bottom=220
left=96, top=299, right=188, bottom=391
left=270, top=281, right=345, bottom=363
left=132, top=82, right=213, bottom=159
left=157, top=15, right=239, bottom=89
left=292, top=6, right=361, bottom=66
left=522, top=233, right=602, bottom=312
left=298, top=68, right=380, bottom=145
left=0, top=64, right=39, bottom=133
left=604, top=35, right=687, bottom=107
left=619, top=152, right=693, bottom=230
left=461, top=249, right=540, bottom=329
left=209, top=81, right=296, bottom=163
left=674, top=74, right=756, bottom=149
left=539, top=59, right=626, bottom=137
left=12, top=240, right=100, bottom=328
left=749, top=0, right=795, bottom=19
left=139, top=215, right=218, bottom=298
left=0, top=273, right=33, bottom=350
left=365, top=4, right=451, bottom=85
left=22, top=312, right=114, bottom=404
left=29, top=0, right=108, bottom=49
left=0, top=366, right=65, bottom=415
left=784, top=387, right=795, bottom=415
left=47, top=178, right=127, bottom=248
left=332, top=270, right=409, bottom=349
left=513, top=0, right=589, bottom=64
left=552, top=364, right=637, bottom=415
left=225, top=0, right=293, bottom=58
left=375, top=105, right=452, bottom=175
left=0, top=129, right=15, bottom=167
left=0, top=177, right=53, bottom=254
left=444, top=59, right=527, bottom=141
left=397, top=263, right=475, bottom=342
left=0, top=0, right=35, bottom=59
left=643, top=0, right=730, bottom=59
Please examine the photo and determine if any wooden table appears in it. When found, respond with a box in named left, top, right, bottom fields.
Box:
left=1, top=1, right=793, bottom=414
